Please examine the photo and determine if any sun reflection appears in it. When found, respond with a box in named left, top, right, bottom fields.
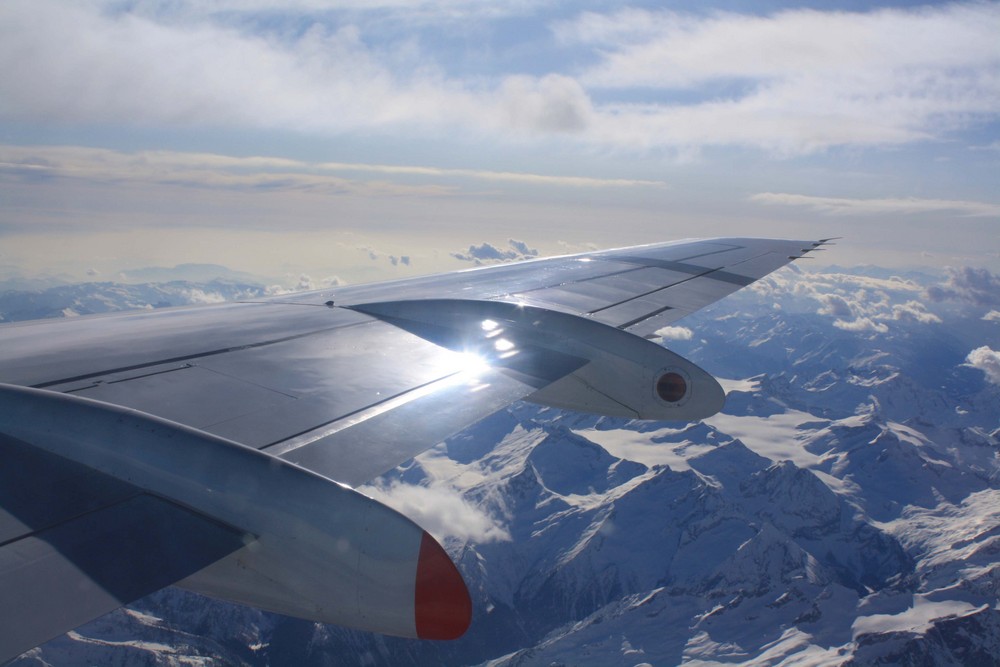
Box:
left=457, top=351, right=490, bottom=377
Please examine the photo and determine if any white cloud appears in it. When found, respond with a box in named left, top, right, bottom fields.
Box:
left=562, top=6, right=1000, bottom=88
left=139, top=0, right=541, bottom=20
left=750, top=193, right=1000, bottom=217
left=817, top=294, right=855, bottom=319
left=317, top=160, right=661, bottom=187
left=265, top=273, right=342, bottom=294
left=761, top=268, right=944, bottom=335
left=0, top=1, right=526, bottom=136
left=182, top=288, right=227, bottom=304
left=984, top=310, right=1000, bottom=322
left=498, top=74, right=593, bottom=134
left=891, top=301, right=942, bottom=325
left=451, top=238, right=539, bottom=264
left=359, top=480, right=510, bottom=543
left=965, top=346, right=1000, bottom=384
left=0, top=145, right=659, bottom=194
left=558, top=3, right=1000, bottom=153
left=926, top=267, right=1000, bottom=308
left=1, top=1, right=997, bottom=154
left=654, top=325, right=693, bottom=341
left=833, top=317, right=889, bottom=334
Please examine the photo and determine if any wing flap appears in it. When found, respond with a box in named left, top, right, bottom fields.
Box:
left=0, top=434, right=137, bottom=545
left=0, top=491, right=243, bottom=663
left=268, top=368, right=539, bottom=487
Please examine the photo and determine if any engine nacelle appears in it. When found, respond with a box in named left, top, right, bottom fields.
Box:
left=0, top=383, right=471, bottom=640
left=350, top=299, right=724, bottom=421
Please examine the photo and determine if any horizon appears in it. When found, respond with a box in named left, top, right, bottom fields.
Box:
left=1, top=0, right=999, bottom=284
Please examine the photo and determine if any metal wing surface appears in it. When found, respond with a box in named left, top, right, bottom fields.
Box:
left=0, top=237, right=821, bottom=661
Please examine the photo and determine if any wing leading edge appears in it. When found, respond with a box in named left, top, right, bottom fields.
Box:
left=0, top=237, right=823, bottom=661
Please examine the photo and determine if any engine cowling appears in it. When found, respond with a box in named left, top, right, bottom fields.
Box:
left=0, top=383, right=471, bottom=640
left=349, top=299, right=725, bottom=421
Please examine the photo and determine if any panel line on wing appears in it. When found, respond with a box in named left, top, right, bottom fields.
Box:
left=504, top=263, right=694, bottom=313
left=669, top=243, right=745, bottom=261
left=32, top=320, right=367, bottom=390
left=505, top=263, right=649, bottom=296
left=261, top=371, right=465, bottom=457
left=502, top=243, right=745, bottom=298
left=63, top=364, right=195, bottom=393
left=611, top=256, right=756, bottom=286
left=504, top=246, right=761, bottom=324
left=616, top=305, right=675, bottom=331
left=275, top=368, right=536, bottom=487
left=193, top=365, right=302, bottom=400
left=585, top=268, right=715, bottom=315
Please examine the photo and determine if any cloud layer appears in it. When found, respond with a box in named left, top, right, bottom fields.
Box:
left=0, top=145, right=656, bottom=195
left=559, top=3, right=1000, bottom=152
left=3, top=1, right=998, bottom=154
left=752, top=268, right=944, bottom=335
left=751, top=193, right=1000, bottom=218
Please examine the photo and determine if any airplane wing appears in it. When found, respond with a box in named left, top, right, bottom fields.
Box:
left=0, top=237, right=825, bottom=661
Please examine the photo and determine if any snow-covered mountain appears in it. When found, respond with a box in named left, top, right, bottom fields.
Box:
left=9, top=264, right=1000, bottom=666
left=0, top=279, right=269, bottom=322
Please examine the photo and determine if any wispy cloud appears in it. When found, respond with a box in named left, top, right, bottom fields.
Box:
left=0, top=145, right=658, bottom=194
left=317, top=160, right=662, bottom=188
left=750, top=192, right=1000, bottom=217
left=359, top=480, right=510, bottom=543
left=557, top=4, right=1000, bottom=152
left=970, top=141, right=1000, bottom=152
left=2, top=1, right=997, bottom=154
left=0, top=2, right=601, bottom=141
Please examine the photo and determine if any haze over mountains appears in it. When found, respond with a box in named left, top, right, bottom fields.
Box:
left=6, top=264, right=999, bottom=666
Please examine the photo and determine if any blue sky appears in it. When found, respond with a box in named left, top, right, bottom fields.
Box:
left=0, top=0, right=998, bottom=284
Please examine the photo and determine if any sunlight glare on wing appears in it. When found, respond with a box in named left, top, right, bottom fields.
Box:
left=458, top=351, right=490, bottom=378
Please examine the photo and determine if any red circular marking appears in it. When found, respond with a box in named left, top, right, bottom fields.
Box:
left=656, top=372, right=687, bottom=403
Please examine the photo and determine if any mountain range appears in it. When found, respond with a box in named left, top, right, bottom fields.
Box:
left=6, top=263, right=999, bottom=666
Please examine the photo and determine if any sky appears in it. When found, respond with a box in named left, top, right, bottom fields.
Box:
left=0, top=0, right=998, bottom=285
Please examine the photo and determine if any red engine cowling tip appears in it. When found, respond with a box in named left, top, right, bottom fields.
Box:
left=414, top=531, right=472, bottom=640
